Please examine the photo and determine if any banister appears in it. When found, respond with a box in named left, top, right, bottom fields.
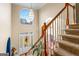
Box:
left=20, top=3, right=75, bottom=56
left=46, top=6, right=66, bottom=28
left=46, top=3, right=74, bottom=29
left=67, top=3, right=75, bottom=8
left=20, top=23, right=47, bottom=56
left=42, top=23, right=47, bottom=35
left=42, top=23, right=48, bottom=56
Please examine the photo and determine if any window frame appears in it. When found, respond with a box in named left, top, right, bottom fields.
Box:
left=19, top=8, right=35, bottom=25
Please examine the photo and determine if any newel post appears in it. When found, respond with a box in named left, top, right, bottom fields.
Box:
left=65, top=3, right=69, bottom=29
left=41, top=23, right=48, bottom=56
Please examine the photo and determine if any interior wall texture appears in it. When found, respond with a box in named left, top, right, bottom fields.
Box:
left=0, top=3, right=11, bottom=53
left=11, top=4, right=39, bottom=54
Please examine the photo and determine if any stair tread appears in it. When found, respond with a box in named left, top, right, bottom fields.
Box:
left=62, top=34, right=79, bottom=39
left=65, top=29, right=79, bottom=31
left=54, top=48, right=75, bottom=56
left=70, top=24, right=79, bottom=26
left=58, top=40, right=79, bottom=50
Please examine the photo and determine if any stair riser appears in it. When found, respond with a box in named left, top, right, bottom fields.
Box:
left=54, top=52, right=62, bottom=56
left=62, top=36, right=79, bottom=44
left=65, top=30, right=79, bottom=35
left=59, top=42, right=79, bottom=55
left=69, top=25, right=79, bottom=29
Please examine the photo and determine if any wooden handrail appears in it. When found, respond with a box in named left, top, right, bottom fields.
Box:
left=47, top=5, right=66, bottom=28
left=67, top=3, right=75, bottom=8
left=46, top=3, right=75, bottom=29
left=20, top=3, right=75, bottom=56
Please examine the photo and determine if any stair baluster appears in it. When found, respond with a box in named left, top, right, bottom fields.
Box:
left=20, top=3, right=75, bottom=56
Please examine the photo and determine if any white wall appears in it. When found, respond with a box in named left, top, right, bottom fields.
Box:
left=0, top=4, right=11, bottom=53
left=11, top=4, right=39, bottom=54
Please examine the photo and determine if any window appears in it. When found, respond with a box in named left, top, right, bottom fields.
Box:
left=19, top=32, right=34, bottom=54
left=19, top=9, right=34, bottom=24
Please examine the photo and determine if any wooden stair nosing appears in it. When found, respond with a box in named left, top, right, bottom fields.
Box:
left=65, top=29, right=79, bottom=31
left=54, top=48, right=75, bottom=56
left=61, top=34, right=79, bottom=39
left=69, top=24, right=79, bottom=26
left=58, top=40, right=79, bottom=50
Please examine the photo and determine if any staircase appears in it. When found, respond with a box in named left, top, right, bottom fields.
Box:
left=54, top=24, right=79, bottom=56
left=20, top=3, right=77, bottom=56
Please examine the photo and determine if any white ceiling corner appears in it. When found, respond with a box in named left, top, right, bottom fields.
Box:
left=14, top=3, right=46, bottom=10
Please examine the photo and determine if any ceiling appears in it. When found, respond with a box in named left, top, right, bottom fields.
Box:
left=14, top=3, right=46, bottom=10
